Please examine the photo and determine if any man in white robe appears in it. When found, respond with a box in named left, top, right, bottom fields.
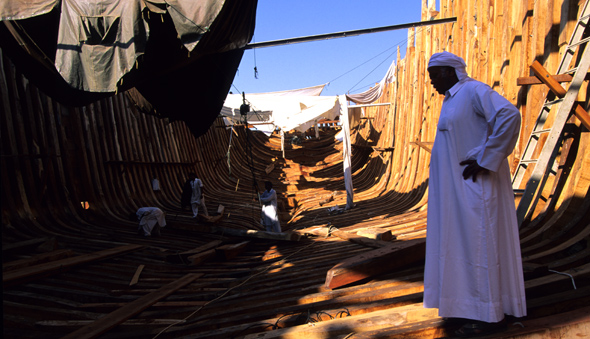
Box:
left=423, top=51, right=527, bottom=336
left=260, top=181, right=281, bottom=233
left=136, top=207, right=166, bottom=236
left=190, top=175, right=209, bottom=218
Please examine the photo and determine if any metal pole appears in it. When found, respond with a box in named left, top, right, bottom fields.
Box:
left=244, top=17, right=457, bottom=50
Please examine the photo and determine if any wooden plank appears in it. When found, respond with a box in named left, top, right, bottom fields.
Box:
left=356, top=228, right=395, bottom=241
left=243, top=303, right=438, bottom=339
left=216, top=241, right=250, bottom=260
left=186, top=249, right=216, bottom=266
left=171, top=223, right=302, bottom=241
left=78, top=301, right=209, bottom=310
left=325, top=238, right=426, bottom=289
left=262, top=245, right=282, bottom=261
left=338, top=318, right=445, bottom=339
left=61, top=273, right=202, bottom=339
left=197, top=214, right=223, bottom=223
left=165, top=240, right=223, bottom=263
left=2, top=238, right=48, bottom=253
left=3, top=249, right=75, bottom=272
left=38, top=319, right=186, bottom=327
left=573, top=102, right=590, bottom=130
left=129, top=265, right=145, bottom=286
left=3, top=244, right=144, bottom=287
left=295, top=225, right=392, bottom=248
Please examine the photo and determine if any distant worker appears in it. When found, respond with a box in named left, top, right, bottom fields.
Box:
left=134, top=207, right=166, bottom=237
left=259, top=181, right=281, bottom=233
left=185, top=172, right=209, bottom=218
left=181, top=173, right=194, bottom=210
left=423, top=51, right=526, bottom=337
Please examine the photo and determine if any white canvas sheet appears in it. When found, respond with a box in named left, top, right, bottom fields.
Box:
left=222, top=92, right=339, bottom=134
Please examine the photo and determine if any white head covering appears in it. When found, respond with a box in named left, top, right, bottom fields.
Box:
left=428, top=51, right=469, bottom=81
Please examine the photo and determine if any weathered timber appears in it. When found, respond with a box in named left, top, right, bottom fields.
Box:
left=3, top=244, right=144, bottom=287
left=216, top=241, right=250, bottom=260
left=186, top=249, right=217, bottom=266
left=3, top=249, right=75, bottom=272
left=356, top=228, right=395, bottom=241
left=2, top=237, right=51, bottom=254
left=129, top=264, right=144, bottom=286
left=295, top=225, right=393, bottom=248
left=61, top=273, right=202, bottom=339
left=325, top=238, right=426, bottom=289
left=243, top=303, right=439, bottom=339
left=37, top=319, right=186, bottom=327
left=573, top=102, right=590, bottom=130
left=78, top=301, right=209, bottom=311
left=165, top=240, right=224, bottom=263
left=171, top=223, right=302, bottom=241
left=198, top=214, right=224, bottom=223
left=337, top=318, right=447, bottom=339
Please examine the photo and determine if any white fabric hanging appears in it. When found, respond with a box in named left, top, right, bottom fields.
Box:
left=222, top=92, right=340, bottom=134
left=338, top=95, right=354, bottom=210
left=345, top=58, right=396, bottom=104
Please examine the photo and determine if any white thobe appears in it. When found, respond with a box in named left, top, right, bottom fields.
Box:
left=260, top=189, right=281, bottom=232
left=423, top=78, right=527, bottom=322
left=136, top=207, right=166, bottom=236
left=190, top=179, right=203, bottom=217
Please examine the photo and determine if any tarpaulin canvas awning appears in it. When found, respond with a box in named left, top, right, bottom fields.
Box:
left=221, top=85, right=340, bottom=134
left=0, top=0, right=258, bottom=138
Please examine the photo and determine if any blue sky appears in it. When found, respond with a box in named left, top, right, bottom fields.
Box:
left=230, top=1, right=424, bottom=97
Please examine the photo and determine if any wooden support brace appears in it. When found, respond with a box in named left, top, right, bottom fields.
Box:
left=516, top=72, right=590, bottom=86
left=530, top=60, right=567, bottom=98
left=410, top=141, right=433, bottom=153
left=529, top=61, right=590, bottom=129
left=62, top=273, right=202, bottom=339
left=574, top=102, right=590, bottom=130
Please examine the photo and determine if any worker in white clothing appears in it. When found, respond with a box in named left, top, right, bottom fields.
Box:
left=191, top=173, right=210, bottom=218
left=423, top=51, right=527, bottom=337
left=135, top=207, right=166, bottom=236
left=259, top=181, right=281, bottom=233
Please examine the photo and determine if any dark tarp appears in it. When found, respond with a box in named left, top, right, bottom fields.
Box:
left=0, top=0, right=258, bottom=138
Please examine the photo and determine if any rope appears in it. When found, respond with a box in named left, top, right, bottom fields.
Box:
left=548, top=269, right=577, bottom=289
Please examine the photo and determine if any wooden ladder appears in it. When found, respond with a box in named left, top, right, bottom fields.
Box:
left=512, top=0, right=590, bottom=227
